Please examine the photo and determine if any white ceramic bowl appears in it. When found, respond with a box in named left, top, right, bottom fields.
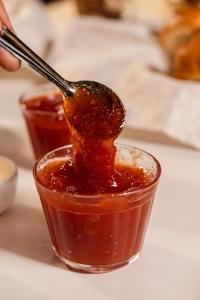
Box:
left=0, top=156, right=17, bottom=215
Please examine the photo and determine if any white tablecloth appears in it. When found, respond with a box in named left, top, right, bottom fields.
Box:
left=0, top=2, right=199, bottom=299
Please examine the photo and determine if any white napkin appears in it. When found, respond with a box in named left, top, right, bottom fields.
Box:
left=49, top=17, right=200, bottom=150
left=123, top=64, right=200, bottom=150
left=49, top=17, right=166, bottom=77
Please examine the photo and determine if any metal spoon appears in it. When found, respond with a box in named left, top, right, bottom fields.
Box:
left=0, top=26, right=123, bottom=109
left=0, top=26, right=74, bottom=97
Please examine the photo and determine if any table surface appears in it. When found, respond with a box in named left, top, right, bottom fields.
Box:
left=0, top=62, right=200, bottom=300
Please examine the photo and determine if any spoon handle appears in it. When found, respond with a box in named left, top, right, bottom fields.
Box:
left=0, top=26, right=74, bottom=96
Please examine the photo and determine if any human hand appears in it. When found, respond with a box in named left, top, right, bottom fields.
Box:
left=0, top=0, right=21, bottom=71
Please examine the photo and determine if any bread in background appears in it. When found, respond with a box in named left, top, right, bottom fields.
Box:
left=158, top=7, right=200, bottom=55
left=172, top=31, right=200, bottom=79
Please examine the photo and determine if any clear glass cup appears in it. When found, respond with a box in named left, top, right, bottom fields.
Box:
left=33, top=144, right=161, bottom=273
left=19, top=84, right=71, bottom=159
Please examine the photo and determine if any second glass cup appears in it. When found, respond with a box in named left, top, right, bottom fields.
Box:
left=20, top=84, right=71, bottom=159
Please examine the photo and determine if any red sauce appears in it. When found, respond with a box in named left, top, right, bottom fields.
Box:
left=63, top=86, right=125, bottom=179
left=40, top=159, right=151, bottom=195
left=35, top=86, right=159, bottom=269
left=21, top=93, right=70, bottom=159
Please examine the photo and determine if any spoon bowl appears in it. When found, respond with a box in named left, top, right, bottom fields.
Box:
left=64, top=80, right=125, bottom=139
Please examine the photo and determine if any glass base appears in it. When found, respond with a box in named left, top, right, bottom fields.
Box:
left=53, top=247, right=140, bottom=273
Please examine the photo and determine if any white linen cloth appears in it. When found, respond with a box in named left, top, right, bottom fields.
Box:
left=48, top=17, right=200, bottom=150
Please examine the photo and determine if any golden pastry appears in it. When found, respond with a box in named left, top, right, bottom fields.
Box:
left=158, top=7, right=200, bottom=54
left=172, top=31, right=200, bottom=79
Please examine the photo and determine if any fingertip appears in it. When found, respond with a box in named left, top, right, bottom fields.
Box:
left=0, top=48, right=21, bottom=71
left=6, top=59, right=21, bottom=72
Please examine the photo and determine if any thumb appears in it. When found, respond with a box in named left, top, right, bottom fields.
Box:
left=0, top=20, right=21, bottom=71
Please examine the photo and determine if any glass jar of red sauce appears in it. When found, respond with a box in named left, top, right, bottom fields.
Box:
left=34, top=144, right=161, bottom=273
left=19, top=84, right=70, bottom=159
